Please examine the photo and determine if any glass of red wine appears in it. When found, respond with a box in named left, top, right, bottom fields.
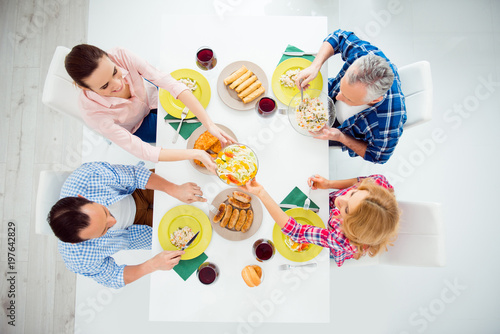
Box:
left=196, top=46, right=217, bottom=71
left=197, top=262, right=219, bottom=285
left=255, top=97, right=277, bottom=118
left=252, top=239, right=275, bottom=262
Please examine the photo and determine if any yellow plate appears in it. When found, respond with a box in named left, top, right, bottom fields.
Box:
left=272, top=208, right=325, bottom=262
left=159, top=68, right=211, bottom=119
left=271, top=58, right=323, bottom=105
left=158, top=205, right=212, bottom=260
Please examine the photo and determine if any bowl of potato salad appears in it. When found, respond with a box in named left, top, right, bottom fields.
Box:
left=287, top=89, right=335, bottom=136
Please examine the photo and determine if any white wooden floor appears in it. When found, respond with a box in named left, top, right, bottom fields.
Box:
left=0, top=1, right=88, bottom=333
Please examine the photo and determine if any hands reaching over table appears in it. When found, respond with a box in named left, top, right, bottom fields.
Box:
left=294, top=63, right=321, bottom=90
left=150, top=250, right=185, bottom=271
left=206, top=123, right=237, bottom=148
left=171, top=182, right=207, bottom=203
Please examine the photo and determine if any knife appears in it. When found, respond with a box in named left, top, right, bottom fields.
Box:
left=282, top=51, right=317, bottom=56
left=181, top=231, right=200, bottom=251
left=280, top=204, right=319, bottom=213
left=164, top=119, right=200, bottom=124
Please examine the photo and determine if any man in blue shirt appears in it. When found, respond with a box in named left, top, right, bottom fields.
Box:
left=48, top=161, right=206, bottom=288
left=296, top=29, right=406, bottom=164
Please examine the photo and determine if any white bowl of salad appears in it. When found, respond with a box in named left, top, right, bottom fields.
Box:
left=287, top=89, right=336, bottom=136
left=215, top=144, right=258, bottom=186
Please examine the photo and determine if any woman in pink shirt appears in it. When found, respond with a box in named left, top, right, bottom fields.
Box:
left=65, top=44, right=234, bottom=171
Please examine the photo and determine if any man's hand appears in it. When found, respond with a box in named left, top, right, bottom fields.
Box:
left=171, top=182, right=207, bottom=203
left=150, top=250, right=184, bottom=271
left=313, top=127, right=343, bottom=141
left=294, top=64, right=321, bottom=90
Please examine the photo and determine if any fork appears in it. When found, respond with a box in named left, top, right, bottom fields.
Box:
left=298, top=79, right=305, bottom=111
left=172, top=106, right=189, bottom=144
left=279, top=263, right=317, bottom=270
left=303, top=177, right=313, bottom=211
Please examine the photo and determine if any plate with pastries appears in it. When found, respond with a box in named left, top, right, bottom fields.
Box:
left=209, top=189, right=263, bottom=241
left=186, top=124, right=238, bottom=175
left=217, top=61, right=269, bottom=111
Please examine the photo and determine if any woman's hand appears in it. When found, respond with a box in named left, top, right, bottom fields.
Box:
left=240, top=178, right=266, bottom=198
left=207, top=123, right=237, bottom=148
left=307, top=175, right=331, bottom=190
left=171, top=182, right=207, bottom=203
left=195, top=149, right=216, bottom=174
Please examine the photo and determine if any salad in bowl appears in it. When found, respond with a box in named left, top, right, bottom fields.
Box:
left=215, top=144, right=258, bottom=186
left=287, top=89, right=335, bottom=136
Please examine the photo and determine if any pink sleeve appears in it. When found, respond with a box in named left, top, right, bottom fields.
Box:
left=82, top=113, right=162, bottom=163
left=110, top=47, right=188, bottom=98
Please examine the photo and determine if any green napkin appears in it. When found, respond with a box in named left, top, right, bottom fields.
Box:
left=173, top=252, right=208, bottom=281
left=164, top=114, right=202, bottom=140
left=278, top=44, right=316, bottom=65
left=280, top=186, right=319, bottom=212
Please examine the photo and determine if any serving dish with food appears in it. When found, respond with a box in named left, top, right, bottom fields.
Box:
left=186, top=124, right=238, bottom=174
left=215, top=144, right=258, bottom=186
left=217, top=61, right=268, bottom=110
left=209, top=189, right=263, bottom=241
left=287, top=89, right=336, bottom=136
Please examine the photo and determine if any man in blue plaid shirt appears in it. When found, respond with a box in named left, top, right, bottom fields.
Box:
left=296, top=29, right=406, bottom=164
left=48, top=161, right=206, bottom=288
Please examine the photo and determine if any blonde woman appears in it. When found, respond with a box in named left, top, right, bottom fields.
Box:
left=242, top=175, right=400, bottom=266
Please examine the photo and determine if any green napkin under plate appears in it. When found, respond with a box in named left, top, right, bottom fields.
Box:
left=280, top=186, right=319, bottom=212
left=278, top=44, right=316, bottom=65
left=164, top=114, right=202, bottom=140
left=173, top=252, right=208, bottom=281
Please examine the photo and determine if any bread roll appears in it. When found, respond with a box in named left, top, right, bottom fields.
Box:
left=224, top=65, right=247, bottom=85
left=241, top=209, right=253, bottom=233
left=234, top=210, right=247, bottom=231
left=228, top=196, right=251, bottom=210
left=237, top=81, right=261, bottom=99
left=232, top=191, right=251, bottom=203
left=235, top=75, right=257, bottom=93
left=229, top=70, right=253, bottom=90
left=227, top=208, right=240, bottom=229
left=220, top=204, right=233, bottom=228
left=241, top=265, right=262, bottom=287
left=242, top=86, right=265, bottom=104
left=213, top=203, right=226, bottom=223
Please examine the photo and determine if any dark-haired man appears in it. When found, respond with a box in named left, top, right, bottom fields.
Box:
left=49, top=161, right=205, bottom=288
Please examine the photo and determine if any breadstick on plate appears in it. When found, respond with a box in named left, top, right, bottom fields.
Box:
left=235, top=75, right=257, bottom=93
left=242, top=86, right=265, bottom=104
left=238, top=81, right=261, bottom=99
left=224, top=65, right=247, bottom=85
left=230, top=70, right=253, bottom=89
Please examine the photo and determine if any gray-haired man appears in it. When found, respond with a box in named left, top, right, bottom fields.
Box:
left=296, top=29, right=407, bottom=164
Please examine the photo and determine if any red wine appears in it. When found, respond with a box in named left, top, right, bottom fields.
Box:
left=196, top=48, right=217, bottom=70
left=258, top=98, right=276, bottom=114
left=198, top=266, right=217, bottom=285
left=255, top=243, right=273, bottom=261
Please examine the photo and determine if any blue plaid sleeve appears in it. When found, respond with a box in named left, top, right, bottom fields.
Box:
left=61, top=161, right=152, bottom=205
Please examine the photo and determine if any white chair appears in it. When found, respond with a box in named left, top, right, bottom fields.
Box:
left=42, top=46, right=83, bottom=121
left=35, top=170, right=72, bottom=236
left=341, top=201, right=445, bottom=267
left=398, top=61, right=433, bottom=129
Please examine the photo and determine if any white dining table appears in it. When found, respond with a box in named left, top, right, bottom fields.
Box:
left=150, top=15, right=330, bottom=323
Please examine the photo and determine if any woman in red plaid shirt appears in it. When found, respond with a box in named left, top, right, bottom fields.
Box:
left=242, top=174, right=400, bottom=266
